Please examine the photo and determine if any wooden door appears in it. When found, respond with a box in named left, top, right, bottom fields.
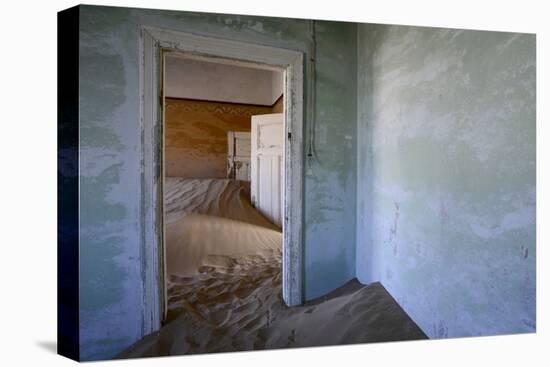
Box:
left=251, top=113, right=284, bottom=227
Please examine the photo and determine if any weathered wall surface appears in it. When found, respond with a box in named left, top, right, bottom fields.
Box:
left=304, top=21, right=357, bottom=299
left=165, top=98, right=272, bottom=178
left=356, top=24, right=536, bottom=338
left=79, top=5, right=357, bottom=360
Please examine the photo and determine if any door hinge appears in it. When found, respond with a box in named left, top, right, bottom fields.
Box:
left=288, top=132, right=292, bottom=140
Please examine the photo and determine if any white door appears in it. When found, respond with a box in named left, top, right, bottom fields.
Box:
left=227, top=131, right=251, bottom=181
left=251, top=113, right=284, bottom=227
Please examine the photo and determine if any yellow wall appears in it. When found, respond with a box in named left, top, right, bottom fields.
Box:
left=165, top=98, right=274, bottom=178
left=271, top=95, right=284, bottom=113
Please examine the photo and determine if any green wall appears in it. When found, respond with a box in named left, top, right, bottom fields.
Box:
left=356, top=24, right=536, bottom=338
left=78, top=5, right=357, bottom=360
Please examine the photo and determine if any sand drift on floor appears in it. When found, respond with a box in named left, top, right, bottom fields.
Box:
left=118, top=178, right=426, bottom=358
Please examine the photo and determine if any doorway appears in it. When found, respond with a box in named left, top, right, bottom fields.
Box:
left=140, top=27, right=304, bottom=335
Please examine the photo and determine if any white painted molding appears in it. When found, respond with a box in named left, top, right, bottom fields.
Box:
left=139, top=28, right=164, bottom=336
left=140, top=26, right=305, bottom=336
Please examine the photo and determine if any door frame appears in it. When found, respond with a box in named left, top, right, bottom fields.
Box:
left=139, top=26, right=304, bottom=335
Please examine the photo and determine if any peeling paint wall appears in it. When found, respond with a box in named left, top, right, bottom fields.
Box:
left=356, top=24, right=536, bottom=338
left=304, top=21, right=357, bottom=299
left=78, top=5, right=357, bottom=360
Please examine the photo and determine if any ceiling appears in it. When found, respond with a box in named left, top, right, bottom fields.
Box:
left=164, top=55, right=284, bottom=106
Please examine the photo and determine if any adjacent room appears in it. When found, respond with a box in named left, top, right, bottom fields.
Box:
left=162, top=54, right=286, bottom=323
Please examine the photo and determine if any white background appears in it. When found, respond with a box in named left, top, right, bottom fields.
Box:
left=0, top=0, right=547, bottom=366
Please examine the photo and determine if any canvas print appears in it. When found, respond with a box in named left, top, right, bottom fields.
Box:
left=58, top=4, right=536, bottom=362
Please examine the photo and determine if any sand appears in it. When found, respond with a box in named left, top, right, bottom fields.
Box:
left=117, top=178, right=426, bottom=358
left=164, top=178, right=277, bottom=229
left=164, top=178, right=281, bottom=277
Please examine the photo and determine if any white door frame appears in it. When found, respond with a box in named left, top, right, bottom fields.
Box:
left=140, top=26, right=304, bottom=335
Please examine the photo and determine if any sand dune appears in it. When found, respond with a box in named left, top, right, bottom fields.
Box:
left=164, top=177, right=282, bottom=276
left=117, top=178, right=426, bottom=358
left=119, top=263, right=426, bottom=357
left=164, top=177, right=277, bottom=230
left=166, top=214, right=281, bottom=276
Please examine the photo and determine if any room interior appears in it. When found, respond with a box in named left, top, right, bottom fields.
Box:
left=124, top=53, right=429, bottom=356
left=64, top=5, right=536, bottom=361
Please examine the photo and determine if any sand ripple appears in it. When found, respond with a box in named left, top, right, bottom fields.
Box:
left=117, top=179, right=426, bottom=358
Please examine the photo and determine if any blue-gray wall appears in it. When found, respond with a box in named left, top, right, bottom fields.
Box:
left=356, top=24, right=536, bottom=338
left=78, top=5, right=357, bottom=360
left=76, top=5, right=536, bottom=359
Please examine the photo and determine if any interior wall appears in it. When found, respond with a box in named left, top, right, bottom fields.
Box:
left=165, top=98, right=273, bottom=178
left=271, top=71, right=284, bottom=103
left=356, top=24, right=536, bottom=338
left=304, top=21, right=357, bottom=299
left=78, top=5, right=357, bottom=360
left=271, top=95, right=284, bottom=113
